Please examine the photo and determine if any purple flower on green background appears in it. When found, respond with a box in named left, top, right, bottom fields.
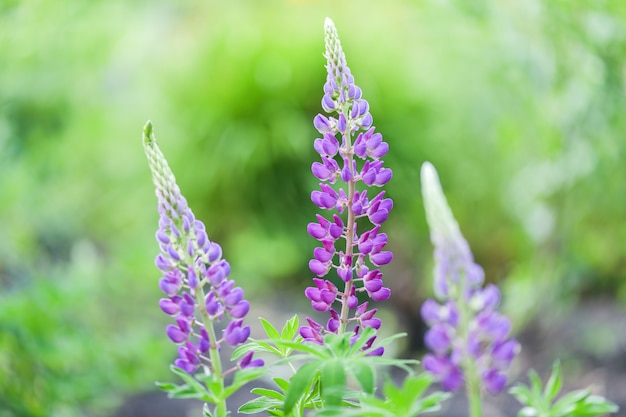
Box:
left=143, top=122, right=262, bottom=375
left=420, top=161, right=519, bottom=394
left=300, top=18, right=393, bottom=355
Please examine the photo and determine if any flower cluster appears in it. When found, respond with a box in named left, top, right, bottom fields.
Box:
left=420, top=162, right=519, bottom=393
left=300, top=18, right=392, bottom=355
left=144, top=123, right=262, bottom=375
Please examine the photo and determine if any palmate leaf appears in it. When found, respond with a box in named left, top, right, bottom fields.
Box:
left=281, top=315, right=300, bottom=340
left=314, top=373, right=449, bottom=417
left=509, top=362, right=619, bottom=417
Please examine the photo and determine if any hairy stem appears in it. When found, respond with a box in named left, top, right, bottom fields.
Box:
left=338, top=127, right=355, bottom=335
left=196, top=286, right=227, bottom=417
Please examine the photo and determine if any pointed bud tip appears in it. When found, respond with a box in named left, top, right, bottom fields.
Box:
left=420, top=161, right=437, bottom=187
left=324, top=17, right=335, bottom=30
left=143, top=120, right=154, bottom=144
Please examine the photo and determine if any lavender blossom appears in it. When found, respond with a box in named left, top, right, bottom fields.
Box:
left=300, top=18, right=392, bottom=355
left=420, top=162, right=519, bottom=394
left=143, top=121, right=262, bottom=376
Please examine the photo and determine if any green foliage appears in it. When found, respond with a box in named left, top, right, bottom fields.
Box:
left=155, top=364, right=265, bottom=416
left=509, top=361, right=619, bottom=417
left=238, top=319, right=420, bottom=416
left=0, top=242, right=171, bottom=417
left=317, top=373, right=450, bottom=417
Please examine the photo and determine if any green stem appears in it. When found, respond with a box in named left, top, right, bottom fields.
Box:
left=455, top=275, right=483, bottom=417
left=338, top=127, right=355, bottom=335
left=466, top=375, right=483, bottom=417
left=196, top=286, right=227, bottom=417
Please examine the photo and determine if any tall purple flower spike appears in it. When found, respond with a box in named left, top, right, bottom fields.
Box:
left=300, top=18, right=393, bottom=356
left=420, top=162, right=519, bottom=394
left=143, top=122, right=263, bottom=375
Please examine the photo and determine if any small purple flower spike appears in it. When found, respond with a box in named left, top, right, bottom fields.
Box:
left=143, top=121, right=262, bottom=375
left=420, top=161, right=519, bottom=394
left=300, top=18, right=392, bottom=356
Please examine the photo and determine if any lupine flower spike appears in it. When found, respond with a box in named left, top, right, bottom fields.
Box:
left=300, top=18, right=393, bottom=356
left=143, top=122, right=262, bottom=389
left=420, top=161, right=519, bottom=415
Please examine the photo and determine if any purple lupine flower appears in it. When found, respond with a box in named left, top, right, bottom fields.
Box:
left=300, top=18, right=392, bottom=356
left=143, top=122, right=263, bottom=375
left=420, top=162, right=519, bottom=394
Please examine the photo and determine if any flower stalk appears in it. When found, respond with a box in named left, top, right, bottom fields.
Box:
left=420, top=161, right=519, bottom=408
left=143, top=121, right=262, bottom=417
left=300, top=18, right=392, bottom=355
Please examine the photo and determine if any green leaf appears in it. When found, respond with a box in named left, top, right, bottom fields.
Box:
left=284, top=361, right=321, bottom=415
left=273, top=377, right=290, bottom=393
left=321, top=359, right=346, bottom=407
left=239, top=396, right=284, bottom=414
left=169, top=384, right=211, bottom=400
left=570, top=395, right=619, bottom=416
left=250, top=387, right=285, bottom=401
left=343, top=327, right=376, bottom=355
left=155, top=381, right=179, bottom=392
left=517, top=406, right=538, bottom=417
left=260, top=317, right=281, bottom=340
left=281, top=314, right=300, bottom=340
left=543, top=361, right=563, bottom=404
left=271, top=339, right=332, bottom=359
left=224, top=366, right=266, bottom=397
left=168, top=365, right=214, bottom=401
left=528, top=369, right=543, bottom=399
left=350, top=362, right=375, bottom=394
left=552, top=388, right=591, bottom=415
left=411, top=391, right=450, bottom=414
left=203, top=403, right=214, bottom=417
left=509, top=384, right=533, bottom=406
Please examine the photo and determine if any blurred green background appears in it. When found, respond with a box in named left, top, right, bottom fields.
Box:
left=1, top=0, right=625, bottom=415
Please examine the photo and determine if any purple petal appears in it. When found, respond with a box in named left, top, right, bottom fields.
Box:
left=307, top=223, right=327, bottom=239
left=491, top=339, right=519, bottom=365
left=370, top=251, right=393, bottom=266
left=166, top=324, right=187, bottom=343
left=369, top=209, right=389, bottom=225
left=425, top=325, right=451, bottom=353
left=159, top=278, right=180, bottom=297
left=159, top=298, right=180, bottom=315
left=364, top=278, right=383, bottom=293
left=230, top=300, right=250, bottom=318
left=374, top=168, right=392, bottom=186
left=366, top=346, right=384, bottom=357
left=321, top=94, right=336, bottom=112
left=223, top=287, right=244, bottom=306
left=309, top=259, right=329, bottom=276
left=314, top=247, right=334, bottom=263
left=155, top=254, right=173, bottom=272
left=312, top=162, right=332, bottom=180
left=423, top=355, right=464, bottom=392
left=371, top=287, right=391, bottom=301
left=174, top=358, right=197, bottom=374
left=207, top=242, right=222, bottom=262
left=337, top=113, right=347, bottom=134
left=314, top=114, right=333, bottom=133
left=482, top=368, right=507, bottom=394
left=370, top=142, right=389, bottom=158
